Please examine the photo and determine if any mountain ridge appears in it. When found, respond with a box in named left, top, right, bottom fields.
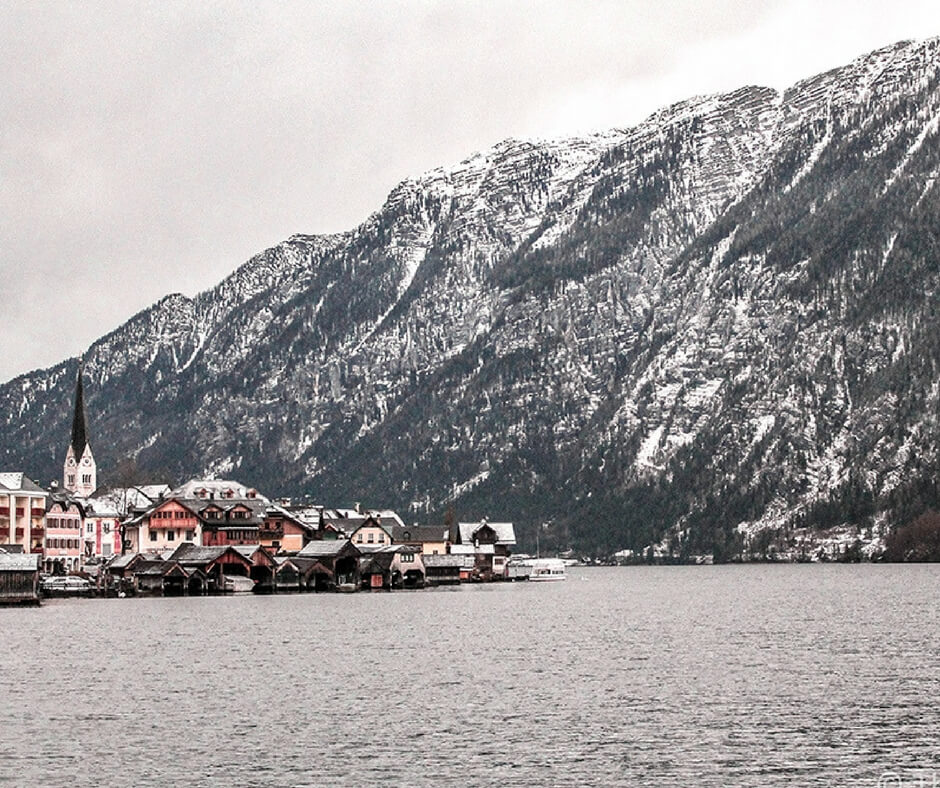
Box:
left=3, top=37, right=939, bottom=558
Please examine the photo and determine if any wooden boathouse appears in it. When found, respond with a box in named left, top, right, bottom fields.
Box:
left=0, top=551, right=41, bottom=606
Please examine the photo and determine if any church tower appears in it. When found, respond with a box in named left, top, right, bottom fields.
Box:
left=64, top=366, right=97, bottom=497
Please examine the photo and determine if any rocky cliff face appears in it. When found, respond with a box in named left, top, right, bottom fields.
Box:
left=3, top=39, right=939, bottom=557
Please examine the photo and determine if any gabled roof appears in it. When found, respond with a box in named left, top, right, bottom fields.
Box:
left=126, top=497, right=201, bottom=525
left=263, top=503, right=314, bottom=533
left=317, top=509, right=405, bottom=536
left=297, top=539, right=358, bottom=559
left=457, top=521, right=516, bottom=545
left=321, top=512, right=368, bottom=536
left=167, top=544, right=229, bottom=565
left=348, top=516, right=395, bottom=540
left=47, top=491, right=86, bottom=515
left=275, top=556, right=333, bottom=578
left=195, top=497, right=272, bottom=525
left=231, top=545, right=275, bottom=564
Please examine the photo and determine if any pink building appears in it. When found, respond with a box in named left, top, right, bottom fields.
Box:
left=44, top=495, right=83, bottom=573
left=82, top=498, right=122, bottom=560
left=0, top=473, right=47, bottom=556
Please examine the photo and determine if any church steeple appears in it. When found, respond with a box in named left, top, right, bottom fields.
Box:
left=70, top=365, right=88, bottom=458
left=64, top=364, right=96, bottom=497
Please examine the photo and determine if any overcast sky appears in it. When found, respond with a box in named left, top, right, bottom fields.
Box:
left=2, top=0, right=937, bottom=383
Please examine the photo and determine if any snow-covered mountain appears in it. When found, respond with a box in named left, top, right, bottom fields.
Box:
left=3, top=38, right=939, bottom=558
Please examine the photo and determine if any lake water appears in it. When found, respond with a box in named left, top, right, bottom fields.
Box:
left=1, top=565, right=938, bottom=787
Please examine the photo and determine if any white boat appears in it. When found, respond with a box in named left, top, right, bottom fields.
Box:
left=527, top=558, right=567, bottom=581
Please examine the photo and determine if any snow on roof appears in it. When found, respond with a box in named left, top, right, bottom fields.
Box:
left=83, top=497, right=120, bottom=517
left=0, top=552, right=40, bottom=571
left=422, top=554, right=465, bottom=568
left=297, top=539, right=353, bottom=558
left=457, top=521, right=516, bottom=545
left=0, top=472, right=47, bottom=495
left=170, top=479, right=268, bottom=501
left=97, top=486, right=169, bottom=513
left=137, top=484, right=171, bottom=499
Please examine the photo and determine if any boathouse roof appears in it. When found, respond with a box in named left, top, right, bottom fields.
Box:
left=0, top=552, right=40, bottom=571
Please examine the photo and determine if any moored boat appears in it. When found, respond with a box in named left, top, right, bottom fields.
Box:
left=527, top=558, right=567, bottom=582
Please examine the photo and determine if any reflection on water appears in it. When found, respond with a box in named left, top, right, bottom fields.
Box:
left=1, top=565, right=938, bottom=787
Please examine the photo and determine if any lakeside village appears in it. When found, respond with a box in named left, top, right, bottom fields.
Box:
left=1, top=371, right=558, bottom=606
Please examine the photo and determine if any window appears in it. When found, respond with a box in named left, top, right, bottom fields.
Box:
left=378, top=533, right=385, bottom=544
left=149, top=531, right=157, bottom=542
left=167, top=530, right=175, bottom=541
left=367, top=533, right=374, bottom=543
left=67, top=474, right=75, bottom=485
left=400, top=552, right=414, bottom=563
left=185, top=530, right=194, bottom=541
left=87, top=523, right=93, bottom=533
left=82, top=474, right=91, bottom=484
left=356, top=534, right=363, bottom=543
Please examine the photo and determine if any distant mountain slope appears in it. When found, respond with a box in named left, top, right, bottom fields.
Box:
left=3, top=38, right=939, bottom=558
